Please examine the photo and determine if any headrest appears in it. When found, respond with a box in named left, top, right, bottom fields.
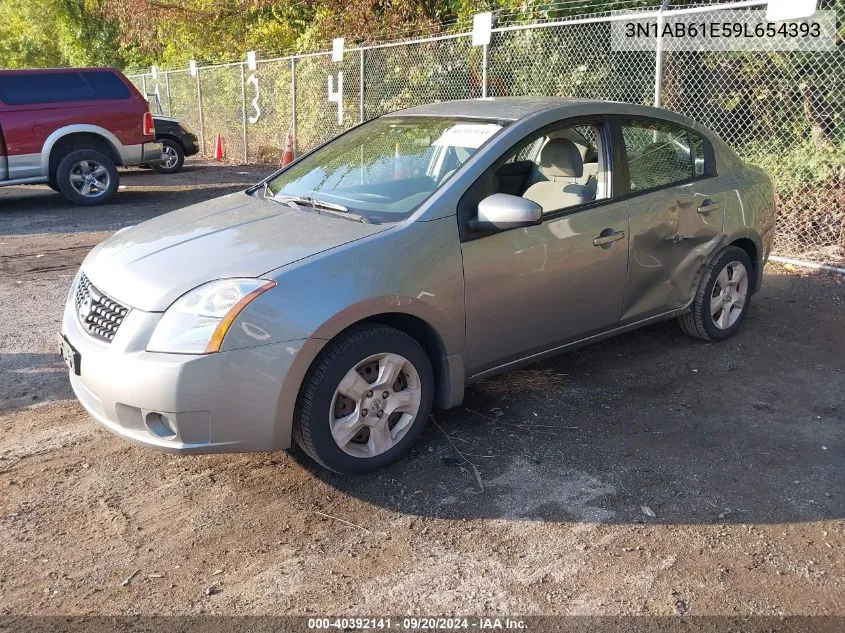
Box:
left=539, top=138, right=583, bottom=178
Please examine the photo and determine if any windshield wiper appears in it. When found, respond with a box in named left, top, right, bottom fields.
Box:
left=273, top=194, right=349, bottom=213
left=261, top=187, right=371, bottom=222
left=276, top=196, right=370, bottom=224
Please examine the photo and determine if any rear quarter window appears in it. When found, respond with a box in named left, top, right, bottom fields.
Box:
left=689, top=131, right=707, bottom=178
left=0, top=71, right=131, bottom=105
left=80, top=72, right=132, bottom=100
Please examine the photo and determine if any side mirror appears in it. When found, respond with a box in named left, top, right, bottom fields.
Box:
left=474, top=193, right=542, bottom=231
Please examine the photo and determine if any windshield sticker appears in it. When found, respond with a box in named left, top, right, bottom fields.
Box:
left=432, top=123, right=501, bottom=149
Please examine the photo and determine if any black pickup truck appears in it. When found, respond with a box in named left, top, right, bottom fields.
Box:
left=144, top=93, right=200, bottom=173
left=149, top=114, right=200, bottom=173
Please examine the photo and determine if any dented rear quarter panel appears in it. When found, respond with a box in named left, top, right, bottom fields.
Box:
left=720, top=158, right=777, bottom=292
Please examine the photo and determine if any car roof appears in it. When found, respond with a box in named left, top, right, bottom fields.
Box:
left=385, top=97, right=588, bottom=121
left=385, top=96, right=700, bottom=128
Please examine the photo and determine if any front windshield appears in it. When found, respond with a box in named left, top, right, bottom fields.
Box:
left=266, top=116, right=506, bottom=222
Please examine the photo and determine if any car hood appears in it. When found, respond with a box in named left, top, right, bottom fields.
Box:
left=82, top=192, right=389, bottom=312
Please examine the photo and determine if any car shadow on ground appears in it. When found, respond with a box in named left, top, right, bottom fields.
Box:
left=291, top=271, right=844, bottom=525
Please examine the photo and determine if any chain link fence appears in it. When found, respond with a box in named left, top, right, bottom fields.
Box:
left=128, top=0, right=844, bottom=263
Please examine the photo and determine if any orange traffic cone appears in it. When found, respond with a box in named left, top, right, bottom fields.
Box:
left=279, top=131, right=294, bottom=167
left=213, top=134, right=224, bottom=161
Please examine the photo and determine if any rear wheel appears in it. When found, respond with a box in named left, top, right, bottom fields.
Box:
left=293, top=325, right=434, bottom=473
left=55, top=149, right=119, bottom=206
left=150, top=138, right=185, bottom=174
left=678, top=246, right=753, bottom=341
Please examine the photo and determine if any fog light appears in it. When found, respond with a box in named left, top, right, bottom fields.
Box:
left=145, top=412, right=177, bottom=439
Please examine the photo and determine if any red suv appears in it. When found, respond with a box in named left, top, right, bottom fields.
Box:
left=0, top=67, right=162, bottom=205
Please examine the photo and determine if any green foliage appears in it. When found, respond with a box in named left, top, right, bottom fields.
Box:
left=0, top=0, right=137, bottom=69
left=745, top=138, right=845, bottom=196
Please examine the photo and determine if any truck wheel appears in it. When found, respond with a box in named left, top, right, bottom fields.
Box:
left=293, top=325, right=434, bottom=474
left=56, top=149, right=119, bottom=206
left=678, top=246, right=753, bottom=341
left=151, top=139, right=184, bottom=174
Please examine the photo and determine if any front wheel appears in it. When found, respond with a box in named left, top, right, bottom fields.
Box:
left=150, top=139, right=185, bottom=174
left=678, top=246, right=753, bottom=341
left=293, top=325, right=434, bottom=473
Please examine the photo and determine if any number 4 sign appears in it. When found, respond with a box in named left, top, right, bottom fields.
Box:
left=328, top=72, right=343, bottom=125
left=328, top=37, right=344, bottom=125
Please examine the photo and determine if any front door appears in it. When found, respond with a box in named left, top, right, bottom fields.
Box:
left=460, top=119, right=629, bottom=376
left=462, top=203, right=629, bottom=375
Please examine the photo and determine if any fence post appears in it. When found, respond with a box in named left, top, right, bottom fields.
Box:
left=141, top=75, right=147, bottom=98
left=290, top=57, right=297, bottom=155
left=482, top=43, right=488, bottom=99
left=196, top=67, right=205, bottom=156
left=653, top=0, right=670, bottom=107
left=164, top=71, right=172, bottom=116
left=359, top=48, right=365, bottom=123
left=240, top=62, right=248, bottom=164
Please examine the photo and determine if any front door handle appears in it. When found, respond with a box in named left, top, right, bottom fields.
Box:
left=697, top=198, right=721, bottom=214
left=593, top=230, right=626, bottom=246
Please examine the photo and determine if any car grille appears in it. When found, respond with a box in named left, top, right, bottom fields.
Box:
left=75, top=272, right=129, bottom=342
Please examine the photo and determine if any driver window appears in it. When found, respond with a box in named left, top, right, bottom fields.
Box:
left=494, top=123, right=606, bottom=214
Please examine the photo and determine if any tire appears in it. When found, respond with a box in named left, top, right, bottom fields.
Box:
left=150, top=139, right=185, bottom=174
left=293, top=325, right=434, bottom=474
left=55, top=149, right=119, bottom=206
left=678, top=246, right=753, bottom=341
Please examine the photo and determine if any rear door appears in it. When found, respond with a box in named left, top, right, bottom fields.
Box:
left=616, top=118, right=724, bottom=322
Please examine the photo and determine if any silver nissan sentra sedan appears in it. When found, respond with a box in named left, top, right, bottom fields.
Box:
left=60, top=97, right=776, bottom=473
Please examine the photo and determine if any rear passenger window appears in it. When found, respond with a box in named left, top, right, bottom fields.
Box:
left=81, top=72, right=132, bottom=100
left=621, top=120, right=693, bottom=193
left=0, top=71, right=130, bottom=105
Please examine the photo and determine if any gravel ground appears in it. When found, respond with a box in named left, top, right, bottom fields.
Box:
left=1, top=163, right=843, bottom=618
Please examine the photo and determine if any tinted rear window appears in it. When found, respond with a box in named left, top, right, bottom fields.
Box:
left=80, top=71, right=132, bottom=100
left=0, top=71, right=131, bottom=105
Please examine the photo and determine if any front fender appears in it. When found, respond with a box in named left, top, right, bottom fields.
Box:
left=219, top=217, right=467, bottom=447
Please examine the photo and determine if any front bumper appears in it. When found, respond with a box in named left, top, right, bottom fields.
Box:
left=61, top=287, right=305, bottom=453
left=180, top=133, right=200, bottom=157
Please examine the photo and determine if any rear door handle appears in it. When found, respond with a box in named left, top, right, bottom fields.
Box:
left=697, top=198, right=721, bottom=214
left=593, top=230, right=626, bottom=246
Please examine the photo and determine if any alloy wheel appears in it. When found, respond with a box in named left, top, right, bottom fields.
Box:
left=710, top=260, right=748, bottom=330
left=69, top=160, right=111, bottom=198
left=330, top=353, right=422, bottom=458
left=160, top=145, right=179, bottom=170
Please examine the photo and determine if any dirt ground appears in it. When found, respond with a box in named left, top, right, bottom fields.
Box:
left=1, top=163, right=843, bottom=618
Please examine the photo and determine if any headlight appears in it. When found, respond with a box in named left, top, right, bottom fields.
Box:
left=179, top=122, right=196, bottom=135
left=147, top=278, right=275, bottom=354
